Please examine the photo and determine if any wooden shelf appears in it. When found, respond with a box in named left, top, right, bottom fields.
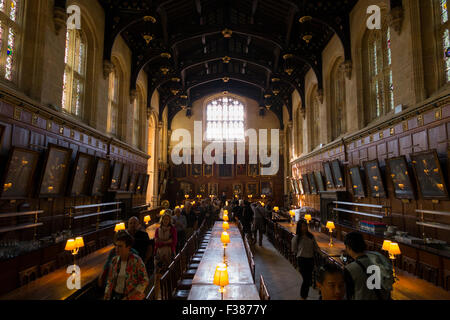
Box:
left=416, top=221, right=450, bottom=231
left=333, top=201, right=388, bottom=209
left=0, top=223, right=43, bottom=233
left=416, top=209, right=450, bottom=217
left=333, top=208, right=385, bottom=219
left=0, top=210, right=43, bottom=218
left=71, top=202, right=120, bottom=210
left=73, top=209, right=121, bottom=220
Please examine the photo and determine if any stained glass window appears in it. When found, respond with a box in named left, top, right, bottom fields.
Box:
left=206, top=97, right=244, bottom=141
left=133, top=94, right=141, bottom=148
left=311, top=88, right=320, bottom=149
left=366, top=24, right=394, bottom=123
left=440, top=0, right=450, bottom=82
left=0, top=0, right=21, bottom=82
left=331, top=58, right=346, bottom=140
left=62, top=29, right=86, bottom=117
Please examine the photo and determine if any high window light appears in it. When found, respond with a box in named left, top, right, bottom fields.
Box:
left=206, top=97, right=244, bottom=141
left=0, top=0, right=21, bottom=82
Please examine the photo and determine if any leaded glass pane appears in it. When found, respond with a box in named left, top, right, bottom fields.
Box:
left=206, top=97, right=245, bottom=141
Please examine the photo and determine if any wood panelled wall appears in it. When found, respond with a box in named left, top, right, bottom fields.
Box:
left=166, top=156, right=285, bottom=207
left=292, top=96, right=450, bottom=243
left=0, top=89, right=149, bottom=295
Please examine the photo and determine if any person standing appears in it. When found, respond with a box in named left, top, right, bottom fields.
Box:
left=182, top=201, right=196, bottom=239
left=343, top=232, right=393, bottom=300
left=291, top=219, right=320, bottom=300
left=153, top=212, right=177, bottom=299
left=104, top=230, right=149, bottom=300
left=127, top=216, right=152, bottom=273
left=250, top=202, right=267, bottom=246
left=172, top=207, right=187, bottom=253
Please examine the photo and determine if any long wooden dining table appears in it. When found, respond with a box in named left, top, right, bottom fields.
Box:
left=188, top=222, right=260, bottom=300
left=277, top=221, right=450, bottom=300
left=0, top=244, right=114, bottom=300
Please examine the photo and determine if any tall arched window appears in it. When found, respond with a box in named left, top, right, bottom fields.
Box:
left=62, top=28, right=86, bottom=116
left=107, top=68, right=119, bottom=135
left=296, top=107, right=303, bottom=156
left=364, top=25, right=394, bottom=124
left=205, top=96, right=244, bottom=141
left=310, top=87, right=320, bottom=150
left=132, top=92, right=141, bottom=148
left=439, top=0, right=450, bottom=83
left=0, top=0, right=22, bottom=82
left=330, top=58, right=346, bottom=140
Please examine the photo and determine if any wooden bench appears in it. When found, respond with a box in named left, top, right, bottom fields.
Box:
left=19, top=266, right=39, bottom=286
left=259, top=274, right=270, bottom=300
left=39, top=260, right=56, bottom=277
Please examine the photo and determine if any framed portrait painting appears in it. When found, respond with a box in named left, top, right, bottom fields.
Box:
left=39, top=144, right=73, bottom=197
left=0, top=147, right=40, bottom=199
left=69, top=152, right=94, bottom=197
left=191, top=164, right=202, bottom=177
left=120, top=164, right=130, bottom=191
left=349, top=166, right=365, bottom=198
left=260, top=181, right=273, bottom=196
left=246, top=182, right=258, bottom=197
left=331, top=159, right=345, bottom=188
left=323, top=162, right=335, bottom=189
left=364, top=159, right=387, bottom=198
left=314, top=171, right=325, bottom=192
left=308, top=173, right=317, bottom=195
left=386, top=156, right=415, bottom=200
left=91, top=158, right=109, bottom=197
left=203, top=164, right=213, bottom=177
left=411, top=150, right=448, bottom=200
left=110, top=161, right=123, bottom=190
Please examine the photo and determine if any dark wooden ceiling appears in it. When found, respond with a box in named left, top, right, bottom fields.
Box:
left=98, top=0, right=360, bottom=125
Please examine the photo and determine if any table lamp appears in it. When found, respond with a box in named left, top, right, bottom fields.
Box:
left=326, top=221, right=335, bottom=247
left=114, top=222, right=125, bottom=232
left=184, top=194, right=189, bottom=199
left=223, top=214, right=229, bottom=222
left=388, top=242, right=401, bottom=280
left=144, top=215, right=151, bottom=225
left=197, top=194, right=201, bottom=199
left=289, top=210, right=295, bottom=225
left=248, top=194, right=253, bottom=199
left=65, top=236, right=84, bottom=265
left=222, top=221, right=229, bottom=231
left=382, top=240, right=391, bottom=252
left=304, top=214, right=312, bottom=224
left=181, top=204, right=184, bottom=209
left=213, top=263, right=229, bottom=299
left=221, top=231, right=230, bottom=261
left=175, top=205, right=180, bottom=209
left=273, top=206, right=279, bottom=212
left=192, top=201, right=195, bottom=205
left=261, top=194, right=266, bottom=199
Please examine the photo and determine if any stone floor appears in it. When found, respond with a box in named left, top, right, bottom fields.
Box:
left=253, top=234, right=320, bottom=300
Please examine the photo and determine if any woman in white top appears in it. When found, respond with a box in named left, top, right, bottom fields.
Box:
left=291, top=219, right=320, bottom=300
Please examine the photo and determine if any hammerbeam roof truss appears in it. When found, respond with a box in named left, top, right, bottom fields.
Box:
left=99, top=0, right=359, bottom=122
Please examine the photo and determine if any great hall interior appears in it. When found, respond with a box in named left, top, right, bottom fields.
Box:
left=0, top=0, right=450, bottom=302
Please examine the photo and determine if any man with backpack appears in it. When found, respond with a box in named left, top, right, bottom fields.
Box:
left=343, top=232, right=394, bottom=300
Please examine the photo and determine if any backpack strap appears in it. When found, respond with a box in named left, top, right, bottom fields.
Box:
left=355, top=258, right=384, bottom=301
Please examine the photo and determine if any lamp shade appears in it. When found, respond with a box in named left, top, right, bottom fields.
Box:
left=175, top=206, right=180, bottom=209
left=144, top=215, right=151, bottom=224
left=223, top=214, right=229, bottom=221
left=222, top=221, right=230, bottom=230
left=160, top=209, right=165, bottom=216
left=213, top=263, right=229, bottom=287
left=181, top=205, right=184, bottom=209
left=304, top=214, right=312, bottom=222
left=326, top=221, right=335, bottom=230
left=389, top=242, right=401, bottom=255
left=75, top=237, right=84, bottom=248
left=65, top=239, right=76, bottom=251
left=289, top=210, right=295, bottom=217
left=382, top=240, right=392, bottom=251
left=185, top=194, right=189, bottom=198
left=114, top=222, right=125, bottom=232
left=223, top=210, right=228, bottom=215
left=273, top=206, right=279, bottom=212
left=221, top=231, right=230, bottom=244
